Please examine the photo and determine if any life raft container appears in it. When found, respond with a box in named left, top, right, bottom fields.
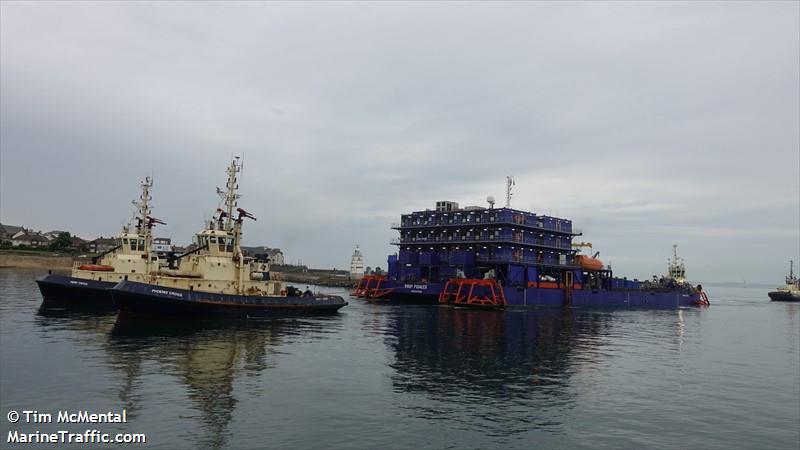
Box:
left=77, top=264, right=114, bottom=272
left=576, top=255, right=603, bottom=271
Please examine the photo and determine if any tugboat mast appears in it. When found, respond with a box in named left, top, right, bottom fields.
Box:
left=217, top=158, right=242, bottom=232
left=132, top=176, right=154, bottom=235
left=211, top=156, right=254, bottom=294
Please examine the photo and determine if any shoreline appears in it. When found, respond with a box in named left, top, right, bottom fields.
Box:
left=280, top=272, right=355, bottom=289
left=0, top=252, right=80, bottom=270
left=0, top=252, right=356, bottom=289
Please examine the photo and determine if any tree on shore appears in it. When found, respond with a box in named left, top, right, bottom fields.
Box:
left=49, top=232, right=72, bottom=251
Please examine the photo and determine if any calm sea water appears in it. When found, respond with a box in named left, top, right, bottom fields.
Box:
left=1, top=268, right=798, bottom=449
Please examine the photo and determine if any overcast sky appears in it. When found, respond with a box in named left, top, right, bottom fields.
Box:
left=1, top=1, right=798, bottom=283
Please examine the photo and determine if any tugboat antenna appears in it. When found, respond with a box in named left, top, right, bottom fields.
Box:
left=505, top=176, right=515, bottom=208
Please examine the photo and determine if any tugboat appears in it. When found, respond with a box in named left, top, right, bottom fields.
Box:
left=354, top=177, right=708, bottom=308
left=662, top=244, right=709, bottom=306
left=36, top=177, right=166, bottom=307
left=768, top=260, right=800, bottom=302
left=109, top=157, right=348, bottom=318
left=667, top=244, right=687, bottom=284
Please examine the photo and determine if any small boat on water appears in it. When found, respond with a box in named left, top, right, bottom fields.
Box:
left=109, top=157, right=348, bottom=318
left=768, top=260, right=800, bottom=302
left=36, top=177, right=166, bottom=307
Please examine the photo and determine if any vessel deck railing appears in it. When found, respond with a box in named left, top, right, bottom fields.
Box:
left=391, top=220, right=577, bottom=236
left=474, top=256, right=578, bottom=268
left=391, top=236, right=574, bottom=251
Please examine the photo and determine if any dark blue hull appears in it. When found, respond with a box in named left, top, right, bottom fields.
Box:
left=768, top=291, right=800, bottom=302
left=35, top=274, right=116, bottom=309
left=110, top=280, right=348, bottom=319
left=382, top=281, right=703, bottom=308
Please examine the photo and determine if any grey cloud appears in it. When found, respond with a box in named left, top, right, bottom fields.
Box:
left=1, top=1, right=797, bottom=282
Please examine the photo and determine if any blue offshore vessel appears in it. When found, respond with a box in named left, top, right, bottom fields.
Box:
left=355, top=177, right=709, bottom=308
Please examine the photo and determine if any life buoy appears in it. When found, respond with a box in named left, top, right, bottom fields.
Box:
left=77, top=264, right=114, bottom=272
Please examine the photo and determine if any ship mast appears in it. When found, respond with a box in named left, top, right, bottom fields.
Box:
left=217, top=158, right=242, bottom=232
left=132, top=176, right=153, bottom=235
left=505, top=175, right=515, bottom=208
left=215, top=157, right=253, bottom=294
left=130, top=175, right=165, bottom=270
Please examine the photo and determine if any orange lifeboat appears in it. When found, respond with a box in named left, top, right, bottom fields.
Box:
left=77, top=264, right=115, bottom=272
left=576, top=255, right=603, bottom=271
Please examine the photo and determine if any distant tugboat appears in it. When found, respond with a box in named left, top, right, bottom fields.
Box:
left=768, top=260, right=800, bottom=302
left=36, top=177, right=166, bottom=307
left=667, top=244, right=687, bottom=283
left=110, top=157, right=347, bottom=318
left=662, top=244, right=708, bottom=305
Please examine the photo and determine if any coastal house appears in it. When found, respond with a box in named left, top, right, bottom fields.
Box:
left=152, top=237, right=172, bottom=253
left=43, top=230, right=69, bottom=240
left=267, top=248, right=284, bottom=265
left=0, top=223, right=25, bottom=243
left=86, top=237, right=117, bottom=254
left=70, top=236, right=89, bottom=251
left=241, top=246, right=284, bottom=265
left=11, top=231, right=51, bottom=248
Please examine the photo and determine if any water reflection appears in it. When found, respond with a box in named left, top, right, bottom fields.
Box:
left=783, top=303, right=799, bottom=354
left=6, top=272, right=798, bottom=450
left=109, top=318, right=290, bottom=449
left=35, top=303, right=118, bottom=346
left=384, top=306, right=613, bottom=435
left=33, top=303, right=344, bottom=450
